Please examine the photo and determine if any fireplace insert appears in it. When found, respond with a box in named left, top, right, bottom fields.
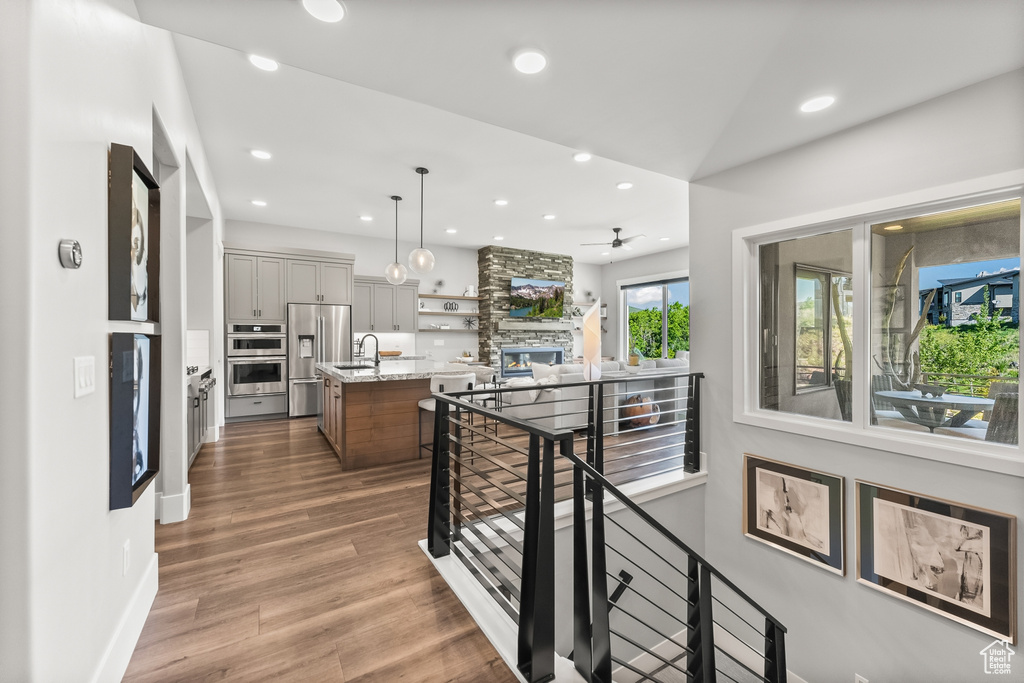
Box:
left=500, top=347, right=565, bottom=378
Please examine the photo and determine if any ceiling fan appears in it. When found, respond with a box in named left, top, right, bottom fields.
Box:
left=580, top=227, right=645, bottom=251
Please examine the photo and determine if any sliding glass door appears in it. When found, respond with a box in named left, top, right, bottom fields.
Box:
left=623, top=278, right=689, bottom=359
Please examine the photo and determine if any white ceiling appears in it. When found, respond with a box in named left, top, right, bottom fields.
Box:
left=134, top=0, right=1024, bottom=265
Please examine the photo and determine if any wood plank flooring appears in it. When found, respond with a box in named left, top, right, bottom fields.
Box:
left=123, top=417, right=518, bottom=683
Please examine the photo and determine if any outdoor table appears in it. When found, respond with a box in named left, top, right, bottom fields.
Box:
left=874, top=390, right=994, bottom=432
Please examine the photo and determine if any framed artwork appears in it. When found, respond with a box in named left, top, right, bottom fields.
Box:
left=743, top=454, right=845, bottom=574
left=110, top=333, right=161, bottom=509
left=108, top=143, right=160, bottom=323
left=856, top=481, right=1016, bottom=643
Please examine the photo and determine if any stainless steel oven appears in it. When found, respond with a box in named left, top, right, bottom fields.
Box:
left=226, top=356, right=287, bottom=396
left=227, top=323, right=287, bottom=357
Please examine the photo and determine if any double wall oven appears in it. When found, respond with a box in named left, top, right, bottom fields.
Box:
left=226, top=324, right=287, bottom=397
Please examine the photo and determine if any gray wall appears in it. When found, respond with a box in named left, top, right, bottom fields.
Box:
left=690, top=69, right=1024, bottom=682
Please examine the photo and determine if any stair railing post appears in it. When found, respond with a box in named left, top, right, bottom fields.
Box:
left=452, top=401, right=463, bottom=542
left=698, top=564, right=717, bottom=683
left=595, top=382, right=605, bottom=478
left=684, top=374, right=702, bottom=473
left=585, top=383, right=597, bottom=499
left=570, top=439, right=594, bottom=682
left=764, top=618, right=788, bottom=683
left=591, top=466, right=612, bottom=683
left=685, top=556, right=703, bottom=681
left=427, top=399, right=451, bottom=557
left=518, top=434, right=555, bottom=682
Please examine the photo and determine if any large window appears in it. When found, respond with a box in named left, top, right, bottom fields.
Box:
left=750, top=196, right=1021, bottom=450
left=623, top=278, right=689, bottom=360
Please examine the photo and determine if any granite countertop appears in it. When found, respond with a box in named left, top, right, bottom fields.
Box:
left=317, top=360, right=474, bottom=384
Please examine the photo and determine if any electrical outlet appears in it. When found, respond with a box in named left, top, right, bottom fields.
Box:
left=74, top=356, right=95, bottom=398
left=434, top=339, right=444, bottom=346
left=122, top=540, right=130, bottom=577
left=855, top=675, right=868, bottom=683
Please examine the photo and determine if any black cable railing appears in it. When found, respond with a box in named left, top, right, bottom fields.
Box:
left=427, top=370, right=786, bottom=683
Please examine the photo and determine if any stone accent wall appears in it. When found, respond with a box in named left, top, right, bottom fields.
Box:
left=478, top=246, right=574, bottom=369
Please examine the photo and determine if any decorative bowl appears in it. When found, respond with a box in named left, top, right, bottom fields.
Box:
left=914, top=383, right=945, bottom=398
left=379, top=350, right=402, bottom=357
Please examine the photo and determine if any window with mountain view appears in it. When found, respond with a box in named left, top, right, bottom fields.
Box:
left=623, top=278, right=689, bottom=360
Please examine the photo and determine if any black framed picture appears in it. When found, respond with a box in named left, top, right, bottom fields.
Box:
left=110, top=333, right=161, bottom=509
left=108, top=143, right=160, bottom=323
left=743, top=454, right=845, bottom=574
left=857, top=481, right=1016, bottom=643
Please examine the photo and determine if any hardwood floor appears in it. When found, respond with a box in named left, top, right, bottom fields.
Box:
left=123, top=417, right=518, bottom=683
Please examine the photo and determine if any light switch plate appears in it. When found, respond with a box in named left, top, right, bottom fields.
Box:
left=74, top=356, right=95, bottom=398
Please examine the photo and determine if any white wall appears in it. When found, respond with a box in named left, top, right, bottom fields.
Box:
left=1, top=0, right=222, bottom=679
left=600, top=247, right=691, bottom=360
left=690, top=69, right=1024, bottom=682
left=0, top=2, right=33, bottom=678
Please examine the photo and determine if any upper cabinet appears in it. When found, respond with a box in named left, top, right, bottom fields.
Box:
left=286, top=259, right=353, bottom=304
left=225, top=247, right=355, bottom=324
left=225, top=254, right=285, bottom=322
left=353, top=277, right=418, bottom=332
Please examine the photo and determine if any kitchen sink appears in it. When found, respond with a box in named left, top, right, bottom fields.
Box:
left=334, top=363, right=376, bottom=370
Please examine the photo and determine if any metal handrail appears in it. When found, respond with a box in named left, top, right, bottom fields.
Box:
left=563, top=449, right=786, bottom=631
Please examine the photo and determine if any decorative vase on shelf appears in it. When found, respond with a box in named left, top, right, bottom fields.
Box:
left=464, top=285, right=477, bottom=297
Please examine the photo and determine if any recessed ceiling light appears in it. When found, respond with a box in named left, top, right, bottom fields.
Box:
left=494, top=199, right=508, bottom=206
left=543, top=214, right=556, bottom=220
left=446, top=228, right=457, bottom=234
left=573, top=152, right=592, bottom=162
left=513, top=49, right=547, bottom=75
left=494, top=236, right=504, bottom=241
left=250, top=149, right=272, bottom=160
left=800, top=95, right=835, bottom=113
left=660, top=237, right=670, bottom=241
left=302, top=0, right=345, bottom=23
left=248, top=55, right=279, bottom=72
left=616, top=181, right=633, bottom=190
left=601, top=252, right=610, bottom=256
left=884, top=224, right=903, bottom=231
left=359, top=215, right=373, bottom=222
left=251, top=200, right=267, bottom=207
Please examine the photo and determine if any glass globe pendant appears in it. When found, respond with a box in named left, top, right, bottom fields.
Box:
left=385, top=195, right=407, bottom=285
left=408, top=167, right=435, bottom=274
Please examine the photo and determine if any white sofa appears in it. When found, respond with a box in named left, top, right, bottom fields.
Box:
left=500, top=356, right=690, bottom=432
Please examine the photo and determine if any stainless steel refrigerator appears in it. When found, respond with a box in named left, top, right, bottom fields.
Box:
left=288, top=303, right=352, bottom=417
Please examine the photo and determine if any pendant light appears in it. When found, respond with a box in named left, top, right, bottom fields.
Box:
left=385, top=195, right=408, bottom=285
left=408, top=166, right=436, bottom=274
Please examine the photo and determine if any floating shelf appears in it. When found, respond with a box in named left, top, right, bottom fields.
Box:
left=419, top=311, right=479, bottom=317
left=418, top=328, right=478, bottom=332
left=418, top=294, right=484, bottom=301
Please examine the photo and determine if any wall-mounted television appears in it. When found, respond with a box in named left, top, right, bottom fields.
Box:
left=510, top=277, right=565, bottom=318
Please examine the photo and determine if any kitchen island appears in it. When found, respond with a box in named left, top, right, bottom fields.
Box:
left=316, top=360, right=475, bottom=470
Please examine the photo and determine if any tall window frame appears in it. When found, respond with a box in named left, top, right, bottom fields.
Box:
left=732, top=183, right=1024, bottom=477
left=617, top=270, right=689, bottom=362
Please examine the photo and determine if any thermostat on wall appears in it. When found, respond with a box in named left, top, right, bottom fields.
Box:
left=58, top=239, right=83, bottom=269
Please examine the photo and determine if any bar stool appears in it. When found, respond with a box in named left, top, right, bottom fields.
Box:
left=418, top=373, right=476, bottom=458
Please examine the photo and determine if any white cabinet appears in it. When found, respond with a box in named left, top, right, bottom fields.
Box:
left=225, top=254, right=285, bottom=323
left=353, top=277, right=418, bottom=332
left=286, top=259, right=353, bottom=304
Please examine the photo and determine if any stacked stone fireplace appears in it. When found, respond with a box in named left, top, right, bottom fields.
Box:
left=478, top=246, right=575, bottom=370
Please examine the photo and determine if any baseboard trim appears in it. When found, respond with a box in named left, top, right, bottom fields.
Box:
left=158, top=484, right=191, bottom=524
left=91, top=552, right=158, bottom=683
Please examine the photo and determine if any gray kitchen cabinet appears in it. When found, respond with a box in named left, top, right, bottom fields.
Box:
left=286, top=259, right=353, bottom=305
left=352, top=280, right=373, bottom=332
left=321, top=262, right=352, bottom=304
left=226, top=254, right=285, bottom=322
left=353, top=277, right=418, bottom=332
left=286, top=259, right=319, bottom=304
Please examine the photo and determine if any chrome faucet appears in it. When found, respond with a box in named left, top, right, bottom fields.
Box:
left=356, top=334, right=381, bottom=367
